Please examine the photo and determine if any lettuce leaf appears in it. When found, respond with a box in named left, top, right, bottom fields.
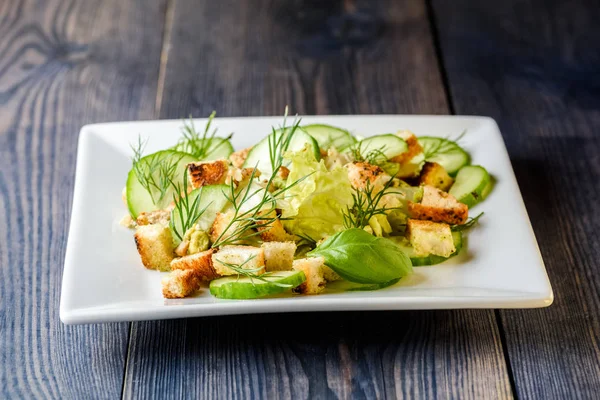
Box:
left=279, top=147, right=353, bottom=241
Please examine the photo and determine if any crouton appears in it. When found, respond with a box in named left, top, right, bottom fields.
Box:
left=419, top=162, right=454, bottom=191
left=136, top=209, right=171, bottom=226
left=161, top=269, right=202, bottom=299
left=257, top=215, right=296, bottom=242
left=391, top=130, right=424, bottom=164
left=187, top=159, right=229, bottom=188
left=408, top=185, right=468, bottom=225
left=229, top=147, right=252, bottom=168
left=211, top=245, right=265, bottom=276
left=134, top=224, right=174, bottom=271
left=210, top=210, right=246, bottom=245
left=406, top=219, right=455, bottom=257
left=324, top=147, right=353, bottom=169
left=170, top=249, right=219, bottom=281
left=261, top=241, right=296, bottom=271
left=345, top=161, right=390, bottom=189
left=292, top=257, right=330, bottom=295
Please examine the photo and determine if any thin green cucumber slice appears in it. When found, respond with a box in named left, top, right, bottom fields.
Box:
left=170, top=184, right=229, bottom=243
left=357, top=134, right=408, bottom=160
left=302, top=124, right=356, bottom=151
left=449, top=165, right=491, bottom=208
left=243, top=127, right=320, bottom=174
left=395, top=231, right=463, bottom=266
left=210, top=270, right=307, bottom=299
left=419, top=137, right=470, bottom=175
left=172, top=137, right=234, bottom=161
left=126, top=150, right=196, bottom=218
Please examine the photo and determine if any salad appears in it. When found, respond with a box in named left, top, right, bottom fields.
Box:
left=122, top=112, right=492, bottom=299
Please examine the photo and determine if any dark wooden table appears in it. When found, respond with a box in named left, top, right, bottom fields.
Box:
left=1, top=0, right=599, bottom=398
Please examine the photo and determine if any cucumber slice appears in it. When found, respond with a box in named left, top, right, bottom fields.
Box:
left=210, top=270, right=307, bottom=299
left=170, top=184, right=229, bottom=243
left=172, top=137, right=234, bottom=161
left=449, top=165, right=491, bottom=208
left=126, top=150, right=196, bottom=218
left=419, top=137, right=470, bottom=175
left=396, top=231, right=463, bottom=266
left=243, top=127, right=320, bottom=174
left=302, top=124, right=356, bottom=151
left=357, top=134, right=408, bottom=160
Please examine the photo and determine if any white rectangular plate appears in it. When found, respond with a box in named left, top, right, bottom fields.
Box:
left=60, top=115, right=553, bottom=324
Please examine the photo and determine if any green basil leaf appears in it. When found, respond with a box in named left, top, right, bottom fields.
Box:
left=308, top=228, right=413, bottom=284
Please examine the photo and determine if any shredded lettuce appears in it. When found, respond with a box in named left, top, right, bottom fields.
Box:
left=279, top=147, right=353, bottom=241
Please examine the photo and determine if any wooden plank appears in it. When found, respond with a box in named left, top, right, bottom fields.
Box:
left=123, top=1, right=513, bottom=399
left=431, top=0, right=600, bottom=398
left=0, top=1, right=166, bottom=398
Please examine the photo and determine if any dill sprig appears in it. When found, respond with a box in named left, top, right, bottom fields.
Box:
left=176, top=112, right=233, bottom=159
left=423, top=130, right=467, bottom=159
left=452, top=212, right=484, bottom=232
left=211, top=113, right=309, bottom=248
left=350, top=143, right=389, bottom=166
left=131, top=136, right=184, bottom=205
left=219, top=256, right=292, bottom=288
left=169, top=170, right=212, bottom=241
left=343, top=176, right=402, bottom=230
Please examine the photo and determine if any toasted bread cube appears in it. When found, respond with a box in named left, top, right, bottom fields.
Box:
left=390, top=130, right=424, bottom=164
left=136, top=209, right=171, bottom=226
left=257, top=217, right=296, bottom=242
left=170, top=249, right=219, bottom=281
left=211, top=245, right=265, bottom=276
left=229, top=147, right=252, bottom=168
left=345, top=161, right=390, bottom=190
left=406, top=219, right=455, bottom=257
left=292, top=256, right=334, bottom=295
left=187, top=159, right=229, bottom=188
left=419, top=162, right=454, bottom=191
left=161, top=269, right=202, bottom=299
left=210, top=210, right=247, bottom=245
left=261, top=241, right=297, bottom=271
left=408, top=185, right=468, bottom=225
left=226, top=167, right=261, bottom=187
left=134, top=224, right=174, bottom=271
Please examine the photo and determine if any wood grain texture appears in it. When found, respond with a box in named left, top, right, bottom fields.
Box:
left=431, top=0, right=600, bottom=398
left=123, top=1, right=513, bottom=399
left=0, top=0, right=166, bottom=398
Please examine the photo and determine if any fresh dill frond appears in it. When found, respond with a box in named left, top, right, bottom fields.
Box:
left=452, top=212, right=484, bottom=232
left=176, top=112, right=233, bottom=160
left=218, top=256, right=293, bottom=288
left=349, top=142, right=388, bottom=166
left=169, top=170, right=212, bottom=241
left=131, top=135, right=184, bottom=205
left=211, top=110, right=309, bottom=248
left=343, top=176, right=402, bottom=230
left=423, top=130, right=467, bottom=159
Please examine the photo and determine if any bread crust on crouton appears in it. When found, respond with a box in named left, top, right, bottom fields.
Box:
left=134, top=224, right=174, bottom=271
left=408, top=186, right=468, bottom=225
left=136, top=209, right=171, bottom=226
left=419, top=162, right=454, bottom=191
left=292, top=257, right=328, bottom=295
left=390, top=130, right=424, bottom=164
left=406, top=219, right=455, bottom=257
left=187, top=159, right=229, bottom=188
left=229, top=147, right=252, bottom=168
left=170, top=249, right=219, bottom=281
left=162, top=269, right=202, bottom=299
left=261, top=241, right=296, bottom=271
left=211, top=245, right=265, bottom=276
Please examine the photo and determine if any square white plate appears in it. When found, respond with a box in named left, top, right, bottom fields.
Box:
left=60, top=115, right=553, bottom=324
